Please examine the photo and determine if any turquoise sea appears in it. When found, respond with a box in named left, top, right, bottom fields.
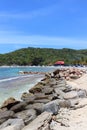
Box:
left=0, top=66, right=56, bottom=105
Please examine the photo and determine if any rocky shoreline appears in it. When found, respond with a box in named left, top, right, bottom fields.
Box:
left=0, top=67, right=87, bottom=130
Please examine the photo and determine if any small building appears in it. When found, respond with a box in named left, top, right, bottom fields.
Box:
left=54, top=61, right=64, bottom=66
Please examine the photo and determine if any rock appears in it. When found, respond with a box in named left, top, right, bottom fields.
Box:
left=63, top=85, right=72, bottom=92
left=0, top=126, right=19, bottom=130
left=59, top=100, right=71, bottom=108
left=69, top=99, right=79, bottom=108
left=1, top=97, right=20, bottom=109
left=42, top=87, right=53, bottom=95
left=14, top=109, right=37, bottom=125
left=10, top=102, right=27, bottom=112
left=53, top=69, right=60, bottom=76
left=34, top=99, right=51, bottom=104
left=21, top=92, right=35, bottom=101
left=41, top=122, right=50, bottom=130
left=0, top=119, right=24, bottom=130
left=60, top=119, right=69, bottom=127
left=0, top=110, right=14, bottom=124
left=25, top=103, right=44, bottom=110
left=54, top=88, right=65, bottom=97
left=42, top=100, right=60, bottom=115
left=29, top=83, right=43, bottom=94
left=45, top=73, right=51, bottom=78
left=48, top=79, right=58, bottom=86
left=34, top=93, right=49, bottom=100
left=69, top=74, right=79, bottom=79
left=77, top=89, right=87, bottom=98
left=50, top=120, right=61, bottom=130
left=22, top=111, right=52, bottom=130
left=64, top=91, right=78, bottom=100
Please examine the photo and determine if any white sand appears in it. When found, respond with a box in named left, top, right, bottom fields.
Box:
left=58, top=73, right=87, bottom=130
left=67, top=74, right=87, bottom=91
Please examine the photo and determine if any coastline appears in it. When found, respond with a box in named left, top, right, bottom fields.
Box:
left=0, top=67, right=87, bottom=130
left=0, top=74, right=44, bottom=106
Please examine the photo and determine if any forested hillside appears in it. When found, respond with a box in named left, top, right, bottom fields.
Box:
left=0, top=47, right=87, bottom=66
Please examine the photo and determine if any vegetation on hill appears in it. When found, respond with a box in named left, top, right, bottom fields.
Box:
left=0, top=47, right=87, bottom=66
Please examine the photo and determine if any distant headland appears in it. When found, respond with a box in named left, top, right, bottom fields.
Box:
left=0, top=47, right=87, bottom=66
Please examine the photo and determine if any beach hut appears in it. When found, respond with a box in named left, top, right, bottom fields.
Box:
left=54, top=61, right=64, bottom=66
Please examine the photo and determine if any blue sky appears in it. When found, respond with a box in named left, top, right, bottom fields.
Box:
left=0, top=0, right=87, bottom=53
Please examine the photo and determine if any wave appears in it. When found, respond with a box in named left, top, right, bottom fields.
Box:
left=0, top=75, right=33, bottom=83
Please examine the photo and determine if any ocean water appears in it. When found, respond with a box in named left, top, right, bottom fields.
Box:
left=0, top=66, right=56, bottom=105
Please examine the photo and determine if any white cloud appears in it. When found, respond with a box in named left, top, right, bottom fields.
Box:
left=0, top=33, right=87, bottom=49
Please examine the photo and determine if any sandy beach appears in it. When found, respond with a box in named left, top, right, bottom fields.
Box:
left=59, top=73, right=87, bottom=130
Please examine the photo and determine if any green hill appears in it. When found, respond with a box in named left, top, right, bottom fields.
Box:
left=0, top=47, right=87, bottom=66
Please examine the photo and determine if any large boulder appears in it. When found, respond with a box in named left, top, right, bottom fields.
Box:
left=21, top=93, right=35, bottom=103
left=59, top=100, right=71, bottom=108
left=14, top=109, right=37, bottom=125
left=42, top=100, right=60, bottom=115
left=1, top=97, right=20, bottom=109
left=25, top=103, right=44, bottom=110
left=10, top=102, right=27, bottom=112
left=22, top=111, right=52, bottom=130
left=21, top=92, right=35, bottom=101
left=64, top=91, right=78, bottom=100
left=0, top=119, right=24, bottom=130
left=0, top=110, right=14, bottom=124
left=29, top=82, right=44, bottom=94
left=25, top=103, right=44, bottom=115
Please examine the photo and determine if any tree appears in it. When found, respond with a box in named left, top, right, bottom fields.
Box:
left=31, top=57, right=43, bottom=66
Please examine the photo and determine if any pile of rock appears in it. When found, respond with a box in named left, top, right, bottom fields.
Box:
left=19, top=71, right=45, bottom=75
left=52, top=67, right=86, bottom=80
left=0, top=68, right=87, bottom=130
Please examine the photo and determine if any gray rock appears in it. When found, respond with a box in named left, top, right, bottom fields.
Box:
left=25, top=103, right=44, bottom=115
left=22, top=111, right=52, bottom=130
left=10, top=102, right=27, bottom=112
left=0, top=126, right=19, bottom=130
left=42, top=87, right=53, bottom=95
left=0, top=110, right=14, bottom=124
left=59, top=100, right=71, bottom=108
left=77, top=90, right=87, bottom=98
left=21, top=92, right=35, bottom=102
left=64, top=91, right=78, bottom=100
left=0, top=119, right=24, bottom=130
left=34, top=93, right=49, bottom=100
left=14, top=109, right=37, bottom=125
left=50, top=120, right=62, bottom=130
left=34, top=99, right=51, bottom=104
left=55, top=83, right=66, bottom=88
left=42, top=100, right=60, bottom=115
left=63, top=85, right=72, bottom=92
left=1, top=97, right=20, bottom=109
left=54, top=88, right=65, bottom=96
left=25, top=103, right=44, bottom=110
left=70, top=74, right=79, bottom=79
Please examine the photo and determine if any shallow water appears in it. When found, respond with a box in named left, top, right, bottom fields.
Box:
left=0, top=66, right=56, bottom=105
left=0, top=74, right=44, bottom=105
